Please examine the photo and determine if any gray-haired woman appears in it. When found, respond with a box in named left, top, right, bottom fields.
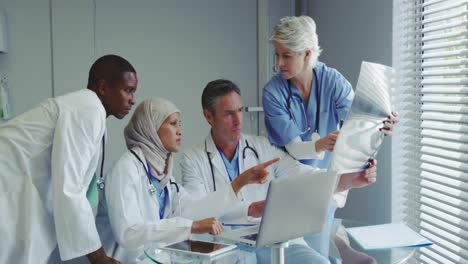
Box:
left=262, top=15, right=398, bottom=264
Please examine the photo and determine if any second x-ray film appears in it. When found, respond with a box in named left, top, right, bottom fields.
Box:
left=330, top=61, right=395, bottom=174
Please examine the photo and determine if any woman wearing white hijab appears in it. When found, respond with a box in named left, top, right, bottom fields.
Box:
left=97, top=98, right=276, bottom=263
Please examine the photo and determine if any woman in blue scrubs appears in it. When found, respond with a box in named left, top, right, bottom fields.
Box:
left=262, top=16, right=397, bottom=263
left=263, top=16, right=396, bottom=169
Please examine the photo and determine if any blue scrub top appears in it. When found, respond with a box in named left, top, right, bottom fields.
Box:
left=148, top=165, right=167, bottom=219
left=262, top=61, right=354, bottom=169
left=218, top=144, right=240, bottom=182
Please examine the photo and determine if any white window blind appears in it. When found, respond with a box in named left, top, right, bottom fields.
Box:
left=393, top=0, right=468, bottom=263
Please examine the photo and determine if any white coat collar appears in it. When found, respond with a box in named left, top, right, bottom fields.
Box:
left=82, top=88, right=107, bottom=118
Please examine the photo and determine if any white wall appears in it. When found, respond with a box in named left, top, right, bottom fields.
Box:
left=257, top=0, right=295, bottom=136
left=1, top=0, right=260, bottom=181
left=310, top=0, right=393, bottom=224
left=0, top=0, right=52, bottom=116
left=101, top=0, right=259, bottom=179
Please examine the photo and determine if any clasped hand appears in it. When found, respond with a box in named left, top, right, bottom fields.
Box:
left=336, top=159, right=377, bottom=192
left=380, top=111, right=400, bottom=136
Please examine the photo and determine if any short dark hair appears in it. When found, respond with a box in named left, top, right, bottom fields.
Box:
left=87, top=54, right=136, bottom=89
left=201, top=79, right=241, bottom=115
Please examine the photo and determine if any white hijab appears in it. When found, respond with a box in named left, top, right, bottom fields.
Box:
left=124, top=98, right=180, bottom=188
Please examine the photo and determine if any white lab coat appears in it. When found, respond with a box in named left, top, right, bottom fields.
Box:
left=180, top=133, right=319, bottom=223
left=96, top=147, right=242, bottom=264
left=0, top=89, right=106, bottom=264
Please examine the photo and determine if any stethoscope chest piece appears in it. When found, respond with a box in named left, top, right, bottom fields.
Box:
left=149, top=185, right=157, bottom=194
left=97, top=178, right=105, bottom=190
left=311, top=132, right=320, bottom=142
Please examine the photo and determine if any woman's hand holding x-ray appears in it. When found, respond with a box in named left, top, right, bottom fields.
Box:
left=315, top=131, right=339, bottom=152
left=231, top=157, right=280, bottom=194
left=335, top=159, right=377, bottom=192
left=191, top=217, right=223, bottom=235
left=317, top=111, right=399, bottom=155
left=380, top=111, right=399, bottom=136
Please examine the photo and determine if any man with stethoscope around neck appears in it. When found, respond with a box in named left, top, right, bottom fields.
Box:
left=180, top=79, right=379, bottom=264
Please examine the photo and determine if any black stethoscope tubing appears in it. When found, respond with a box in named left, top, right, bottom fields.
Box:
left=286, top=69, right=320, bottom=134
left=205, top=139, right=259, bottom=191
left=97, top=136, right=106, bottom=190
left=242, top=140, right=259, bottom=160
left=130, top=149, right=180, bottom=193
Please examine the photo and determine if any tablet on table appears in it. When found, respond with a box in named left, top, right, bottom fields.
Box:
left=159, top=239, right=237, bottom=258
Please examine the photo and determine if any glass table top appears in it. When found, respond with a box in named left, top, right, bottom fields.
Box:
left=144, top=221, right=418, bottom=264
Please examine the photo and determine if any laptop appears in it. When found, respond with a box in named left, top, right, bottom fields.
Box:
left=217, top=170, right=337, bottom=247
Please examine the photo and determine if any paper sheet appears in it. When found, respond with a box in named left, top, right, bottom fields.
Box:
left=346, top=222, right=432, bottom=250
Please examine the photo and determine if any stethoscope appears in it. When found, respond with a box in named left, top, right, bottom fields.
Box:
left=95, top=138, right=181, bottom=194
left=287, top=69, right=320, bottom=136
left=205, top=139, right=259, bottom=191
left=129, top=150, right=180, bottom=194
left=130, top=149, right=181, bottom=218
left=97, top=136, right=106, bottom=190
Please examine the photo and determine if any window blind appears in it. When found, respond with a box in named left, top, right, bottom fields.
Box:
left=393, top=0, right=468, bottom=263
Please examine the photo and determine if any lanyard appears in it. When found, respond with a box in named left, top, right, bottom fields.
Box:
left=217, top=144, right=240, bottom=182
left=147, top=164, right=168, bottom=219
left=129, top=149, right=169, bottom=219
left=159, top=186, right=168, bottom=219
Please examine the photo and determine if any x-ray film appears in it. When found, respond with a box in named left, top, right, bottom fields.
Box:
left=330, top=61, right=395, bottom=174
